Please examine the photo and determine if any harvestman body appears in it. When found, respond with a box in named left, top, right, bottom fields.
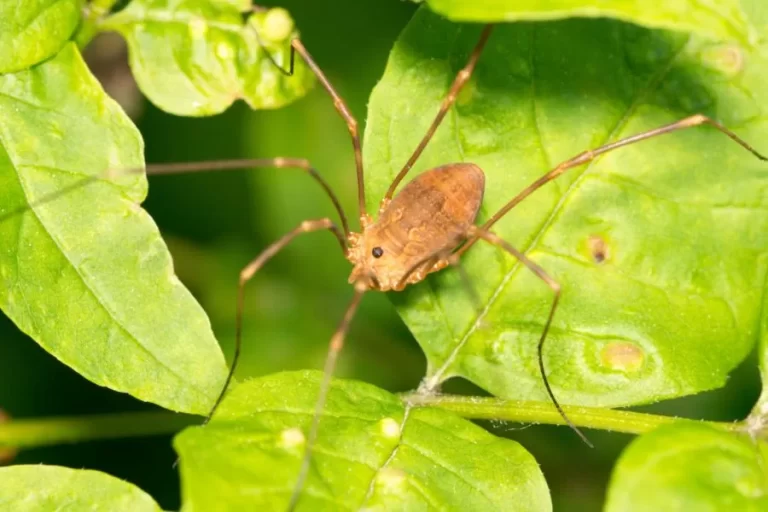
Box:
left=6, top=21, right=767, bottom=511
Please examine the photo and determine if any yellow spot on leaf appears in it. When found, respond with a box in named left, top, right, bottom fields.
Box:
left=278, top=427, right=305, bottom=449
left=379, top=417, right=400, bottom=438
left=188, top=17, right=208, bottom=39
left=216, top=41, right=234, bottom=60
left=376, top=467, right=407, bottom=488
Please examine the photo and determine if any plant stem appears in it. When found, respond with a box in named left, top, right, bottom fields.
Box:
left=0, top=411, right=196, bottom=449
left=404, top=394, right=744, bottom=435
left=0, top=399, right=746, bottom=451
left=75, top=0, right=120, bottom=48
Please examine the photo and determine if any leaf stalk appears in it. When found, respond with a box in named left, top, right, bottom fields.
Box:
left=403, top=393, right=744, bottom=436
left=75, top=0, right=120, bottom=47
left=0, top=411, right=195, bottom=450
left=0, top=398, right=748, bottom=453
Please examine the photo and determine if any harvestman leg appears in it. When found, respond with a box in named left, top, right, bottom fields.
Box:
left=288, top=281, right=367, bottom=512
left=0, top=158, right=351, bottom=236
left=383, top=24, right=495, bottom=204
left=464, top=226, right=593, bottom=447
left=440, top=115, right=767, bottom=444
left=460, top=114, right=768, bottom=254
left=0, top=155, right=356, bottom=421
left=203, top=218, right=348, bottom=424
left=395, top=227, right=591, bottom=446
left=254, top=28, right=366, bottom=220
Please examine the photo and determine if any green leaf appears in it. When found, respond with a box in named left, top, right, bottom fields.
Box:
left=424, top=0, right=756, bottom=46
left=0, top=43, right=227, bottom=415
left=0, top=0, right=81, bottom=73
left=103, top=2, right=315, bottom=116
left=363, top=8, right=768, bottom=407
left=175, top=371, right=551, bottom=511
left=605, top=423, right=768, bottom=511
left=0, top=465, right=162, bottom=511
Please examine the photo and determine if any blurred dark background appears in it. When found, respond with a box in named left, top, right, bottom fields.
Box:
left=0, top=1, right=761, bottom=510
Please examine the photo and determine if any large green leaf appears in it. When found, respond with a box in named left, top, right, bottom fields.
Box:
left=0, top=43, right=227, bottom=414
left=175, top=371, right=551, bottom=511
left=0, top=465, right=162, bottom=511
left=363, top=8, right=768, bottom=407
left=0, top=0, right=81, bottom=73
left=423, top=0, right=756, bottom=46
left=605, top=423, right=768, bottom=511
left=103, top=2, right=315, bottom=116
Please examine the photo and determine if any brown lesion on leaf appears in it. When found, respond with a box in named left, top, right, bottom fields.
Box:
left=588, top=234, right=609, bottom=264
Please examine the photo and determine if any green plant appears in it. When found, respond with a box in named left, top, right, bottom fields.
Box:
left=1, top=0, right=768, bottom=510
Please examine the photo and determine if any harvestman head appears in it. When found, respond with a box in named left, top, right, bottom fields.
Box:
left=4, top=20, right=767, bottom=511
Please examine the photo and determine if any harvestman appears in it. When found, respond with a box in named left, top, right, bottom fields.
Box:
left=207, top=23, right=767, bottom=507
left=5, top=22, right=767, bottom=509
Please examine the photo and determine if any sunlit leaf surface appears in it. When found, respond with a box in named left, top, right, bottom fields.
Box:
left=605, top=423, right=768, bottom=511
left=0, top=465, right=162, bottom=511
left=0, top=0, right=80, bottom=73
left=424, top=0, right=755, bottom=46
left=0, top=44, right=227, bottom=414
left=175, top=371, right=551, bottom=511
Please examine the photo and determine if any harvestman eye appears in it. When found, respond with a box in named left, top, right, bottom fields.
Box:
left=372, top=247, right=384, bottom=258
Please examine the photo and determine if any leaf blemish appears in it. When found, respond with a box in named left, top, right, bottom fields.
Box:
left=375, top=467, right=407, bottom=489
left=278, top=427, right=305, bottom=449
left=485, top=338, right=504, bottom=364
left=588, top=235, right=610, bottom=264
left=600, top=342, right=645, bottom=373
left=188, top=17, right=208, bottom=39
left=700, top=43, right=744, bottom=76
left=216, top=41, right=234, bottom=60
left=378, top=417, right=400, bottom=439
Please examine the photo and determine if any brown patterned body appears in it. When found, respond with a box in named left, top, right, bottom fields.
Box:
left=348, top=163, right=484, bottom=290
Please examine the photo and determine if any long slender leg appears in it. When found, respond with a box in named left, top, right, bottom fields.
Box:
left=403, top=230, right=590, bottom=445
left=290, top=41, right=365, bottom=222
left=464, top=226, right=592, bottom=447
left=252, top=28, right=366, bottom=222
left=288, top=280, right=367, bottom=511
left=203, top=218, right=347, bottom=425
left=0, top=158, right=351, bottom=237
left=383, top=25, right=494, bottom=203
left=459, top=114, right=768, bottom=255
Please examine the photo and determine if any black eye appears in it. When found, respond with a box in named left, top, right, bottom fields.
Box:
left=372, top=247, right=384, bottom=258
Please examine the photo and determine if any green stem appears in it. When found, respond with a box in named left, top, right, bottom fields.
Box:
left=404, top=394, right=744, bottom=435
left=75, top=0, right=120, bottom=48
left=0, top=398, right=747, bottom=451
left=0, top=411, right=196, bottom=449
